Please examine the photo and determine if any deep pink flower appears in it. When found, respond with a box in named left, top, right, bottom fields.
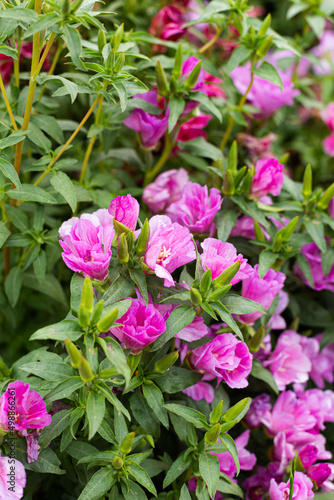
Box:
left=149, top=5, right=186, bottom=42
left=203, top=71, right=226, bottom=98
left=123, top=90, right=169, bottom=149
left=143, top=168, right=189, bottom=214
left=0, top=454, right=26, bottom=499
left=269, top=472, right=314, bottom=500
left=213, top=430, right=256, bottom=479
left=311, top=31, right=334, bottom=76
left=189, top=333, right=253, bottom=388
left=143, top=215, right=196, bottom=287
left=239, top=265, right=286, bottom=325
left=59, top=209, right=114, bottom=281
left=299, top=445, right=319, bottom=469
left=108, top=194, right=139, bottom=231
left=244, top=394, right=272, bottom=428
left=109, top=298, right=166, bottom=354
left=250, top=158, right=284, bottom=200
left=177, top=114, right=212, bottom=142
left=166, top=182, right=222, bottom=234
left=309, top=335, right=334, bottom=389
left=295, top=242, right=334, bottom=292
left=200, top=238, right=253, bottom=285
left=323, top=133, right=334, bottom=157
left=0, top=381, right=51, bottom=433
left=320, top=103, right=334, bottom=132
left=308, top=463, right=332, bottom=488
left=181, top=56, right=205, bottom=93
left=183, top=381, right=214, bottom=404
left=299, top=389, right=334, bottom=431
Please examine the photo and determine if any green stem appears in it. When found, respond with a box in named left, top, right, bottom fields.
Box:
left=0, top=74, right=18, bottom=131
left=198, top=25, right=223, bottom=54
left=79, top=94, right=104, bottom=184
left=144, top=135, right=172, bottom=186
left=34, top=38, right=63, bottom=113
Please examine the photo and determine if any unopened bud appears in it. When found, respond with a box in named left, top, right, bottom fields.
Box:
left=184, top=60, right=202, bottom=90
left=96, top=307, right=119, bottom=332
left=254, top=220, right=266, bottom=242
left=61, top=0, right=70, bottom=17
left=154, top=351, right=179, bottom=373
left=112, top=23, right=124, bottom=51
left=210, top=400, right=223, bottom=424
left=170, top=75, right=178, bottom=93
left=126, top=230, right=135, bottom=252
left=190, top=287, right=202, bottom=305
left=205, top=423, right=221, bottom=445
left=234, top=166, right=247, bottom=188
left=65, top=338, right=82, bottom=369
left=98, top=29, right=107, bottom=53
left=117, top=233, right=129, bottom=264
left=79, top=357, right=94, bottom=382
left=238, top=169, right=252, bottom=194
left=173, top=44, right=182, bottom=79
left=281, top=216, right=299, bottom=242
left=112, top=456, right=124, bottom=469
left=208, top=284, right=231, bottom=301
left=114, top=52, right=125, bottom=73
left=302, top=164, right=312, bottom=199
left=136, top=218, right=150, bottom=256
left=318, top=182, right=334, bottom=210
left=222, top=169, right=235, bottom=196
left=222, top=397, right=250, bottom=422
left=156, top=60, right=169, bottom=96
left=120, top=432, right=135, bottom=454
left=272, top=233, right=282, bottom=253
left=90, top=299, right=104, bottom=326
left=257, top=13, right=271, bottom=38
left=256, top=35, right=273, bottom=58
left=113, top=219, right=132, bottom=235
left=200, top=268, right=212, bottom=294
left=78, top=276, right=94, bottom=328
left=42, top=2, right=53, bottom=13
left=228, top=140, right=238, bottom=174
left=212, top=261, right=240, bottom=289
left=248, top=325, right=266, bottom=353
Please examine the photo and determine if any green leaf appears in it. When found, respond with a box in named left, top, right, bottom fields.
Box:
left=163, top=454, right=191, bottom=488
left=44, top=377, right=84, bottom=403
left=305, top=15, right=325, bottom=39
left=103, top=275, right=135, bottom=306
left=8, top=184, right=57, bottom=204
left=143, top=381, right=169, bottom=428
left=190, top=91, right=222, bottom=122
left=36, top=75, right=78, bottom=103
left=31, top=114, right=65, bottom=144
left=219, top=434, right=240, bottom=475
left=86, top=390, right=106, bottom=440
left=111, top=82, right=128, bottom=112
left=5, top=266, right=23, bottom=308
left=128, top=462, right=157, bottom=496
left=254, top=62, right=283, bottom=91
left=199, top=452, right=220, bottom=499
left=23, top=273, right=67, bottom=306
left=296, top=253, right=314, bottom=287
left=221, top=295, right=267, bottom=315
left=217, top=209, right=238, bottom=242
left=96, top=336, right=131, bottom=387
left=258, top=249, right=278, bottom=278
left=33, top=249, right=47, bottom=284
left=168, top=95, right=185, bottom=132
left=23, top=12, right=59, bottom=38
left=0, top=7, right=38, bottom=22
left=152, top=305, right=195, bottom=351
left=98, top=383, right=131, bottom=420
left=121, top=481, right=148, bottom=500
left=7, top=206, right=31, bottom=233
left=97, top=419, right=117, bottom=444
left=211, top=301, right=243, bottom=339
left=251, top=359, right=279, bottom=394
left=163, top=404, right=208, bottom=429
left=77, top=466, right=116, bottom=500
left=180, top=137, right=222, bottom=161
left=50, top=171, right=77, bottom=211
left=154, top=366, right=202, bottom=394
left=304, top=217, right=326, bottom=253
left=0, top=157, right=21, bottom=188
left=70, top=273, right=85, bottom=316
left=0, top=221, right=11, bottom=248
left=180, top=484, right=192, bottom=500
left=129, top=267, right=148, bottom=304
left=217, top=475, right=243, bottom=497
left=129, top=389, right=160, bottom=437
left=30, top=319, right=83, bottom=342
left=232, top=196, right=269, bottom=228
left=225, top=45, right=252, bottom=74
left=63, top=24, right=85, bottom=70
left=39, top=409, right=72, bottom=447
left=20, top=361, right=73, bottom=381
left=15, top=441, right=65, bottom=475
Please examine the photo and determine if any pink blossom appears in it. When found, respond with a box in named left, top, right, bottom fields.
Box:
left=320, top=103, right=334, bottom=132
left=59, top=209, right=114, bottom=281
left=299, top=389, right=334, bottom=431
left=123, top=90, right=169, bottom=149
left=323, top=133, right=334, bottom=157
left=237, top=132, right=277, bottom=163
left=0, top=454, right=26, bottom=499
left=143, top=168, right=189, bottom=214
left=239, top=265, right=286, bottom=325
left=269, top=472, right=314, bottom=500
left=295, top=242, right=334, bottom=292
left=0, top=381, right=51, bottom=433
left=230, top=215, right=257, bottom=239
left=308, top=463, right=332, bottom=488
left=309, top=336, right=334, bottom=389
left=200, top=238, right=253, bottom=285
left=166, top=182, right=222, bottom=234
left=311, top=31, right=334, bottom=76
left=189, top=333, right=253, bottom=388
left=299, top=445, right=319, bottom=469
left=181, top=56, right=205, bottom=93
left=250, top=158, right=284, bottom=200
left=244, top=394, right=272, bottom=428
left=203, top=72, right=226, bottom=98
left=268, top=290, right=289, bottom=330
left=213, top=430, right=256, bottom=479
left=183, top=381, right=214, bottom=404
left=263, top=330, right=312, bottom=391
left=177, top=114, right=212, bottom=142
left=243, top=466, right=279, bottom=500
left=272, top=431, right=296, bottom=474
left=108, top=194, right=139, bottom=231
left=149, top=5, right=186, bottom=42
left=109, top=298, right=166, bottom=354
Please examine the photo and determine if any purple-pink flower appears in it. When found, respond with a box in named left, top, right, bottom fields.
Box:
left=200, top=238, right=253, bottom=285
left=109, top=298, right=166, bottom=354
left=244, top=394, right=272, bottom=428
left=0, top=454, right=26, bottom=500
left=269, top=472, right=314, bottom=500
left=308, top=463, right=332, bottom=488
left=212, top=430, right=256, bottom=479
left=108, top=194, right=140, bottom=231
left=182, top=381, right=214, bottom=404
left=268, top=290, right=289, bottom=330
left=311, top=30, right=334, bottom=76
left=295, top=242, right=334, bottom=292
left=250, top=158, right=285, bottom=200
left=189, top=333, right=253, bottom=388
left=149, top=5, right=186, bottom=42
left=143, top=168, right=189, bottom=214
left=166, top=182, right=222, bottom=234
left=309, top=335, right=334, bottom=389
left=239, top=265, right=286, bottom=325
left=176, top=113, right=212, bottom=142
left=143, top=215, right=196, bottom=287
left=59, top=209, right=114, bottom=281
left=323, top=133, right=334, bottom=157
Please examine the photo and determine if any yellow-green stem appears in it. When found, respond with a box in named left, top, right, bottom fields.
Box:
left=198, top=26, right=223, bottom=55
left=13, top=32, right=22, bottom=88
left=34, top=39, right=63, bottom=113
left=34, top=95, right=101, bottom=187
left=79, top=94, right=104, bottom=184
left=144, top=135, right=172, bottom=186
left=0, top=74, right=18, bottom=131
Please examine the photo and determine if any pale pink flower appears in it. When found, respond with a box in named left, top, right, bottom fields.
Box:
left=213, top=430, right=256, bottom=479
left=269, top=472, right=314, bottom=500
left=0, top=454, right=26, bottom=500
left=299, top=389, right=334, bottom=431
left=182, top=381, right=214, bottom=404
left=295, top=242, right=334, bottom=292
left=143, top=168, right=189, bottom=214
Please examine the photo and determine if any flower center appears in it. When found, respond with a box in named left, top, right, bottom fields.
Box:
left=84, top=251, right=94, bottom=262
left=157, top=245, right=172, bottom=264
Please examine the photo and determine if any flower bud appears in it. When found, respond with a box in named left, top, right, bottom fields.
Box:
left=222, top=169, right=235, bottom=196
left=248, top=325, right=266, bottom=353
left=281, top=216, right=298, bottom=242
left=78, top=276, right=94, bottom=328
left=120, top=432, right=135, bottom=454
left=61, top=0, right=70, bottom=17
left=302, top=164, right=312, bottom=199
left=254, top=220, right=266, bottom=242
left=79, top=357, right=94, bottom=382
left=200, top=268, right=212, bottom=294
left=210, top=400, right=223, bottom=424
left=222, top=397, right=250, bottom=422
left=184, top=60, right=202, bottom=90
left=238, top=169, right=252, bottom=194
left=117, top=233, right=129, bottom=264
left=204, top=423, right=221, bottom=445
left=114, top=52, right=125, bottom=74
left=170, top=75, right=178, bottom=93
left=272, top=233, right=282, bottom=253
left=135, top=218, right=150, bottom=256
left=256, top=35, right=273, bottom=58
left=173, top=44, right=183, bottom=79
left=113, top=219, right=132, bottom=235
left=126, top=230, right=135, bottom=253
left=98, top=29, right=107, bottom=53
left=156, top=60, right=169, bottom=97
left=257, top=13, right=271, bottom=38
left=65, top=338, right=82, bottom=369
left=234, top=166, right=247, bottom=188
left=112, top=456, right=124, bottom=469
left=96, top=307, right=119, bottom=332
left=42, top=2, right=53, bottom=13
left=154, top=351, right=179, bottom=373
left=228, top=140, right=238, bottom=174
left=106, top=50, right=115, bottom=73
left=190, top=287, right=202, bottom=305
left=318, top=182, right=334, bottom=210
left=208, top=284, right=231, bottom=302
left=212, top=261, right=241, bottom=289
left=112, top=23, right=124, bottom=51
left=90, top=299, right=104, bottom=326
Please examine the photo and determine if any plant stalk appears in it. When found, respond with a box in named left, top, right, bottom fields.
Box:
left=79, top=94, right=104, bottom=184
left=0, top=75, right=18, bottom=131
left=144, top=135, right=172, bottom=186
left=198, top=26, right=223, bottom=55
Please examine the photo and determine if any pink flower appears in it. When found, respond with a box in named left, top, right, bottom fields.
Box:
left=243, top=466, right=279, bottom=500
left=299, top=389, right=334, bottom=431
left=109, top=298, right=166, bottom=354
left=230, top=215, right=257, bottom=239
left=149, top=5, right=186, bottom=42
left=143, top=168, right=189, bottom=214
left=108, top=194, right=139, bottom=231
left=263, top=330, right=312, bottom=391
left=182, top=381, right=214, bottom=404
left=181, top=56, right=205, bottom=93
left=311, top=31, right=334, bottom=76
left=237, top=132, right=277, bottom=163
left=295, top=242, right=334, bottom=292
left=268, top=290, right=289, bottom=330
left=230, top=59, right=300, bottom=118
left=269, top=472, right=314, bottom=500
left=0, top=454, right=26, bottom=499
left=213, top=430, right=256, bottom=479
left=123, top=90, right=169, bottom=149
left=143, top=215, right=196, bottom=287
left=0, top=381, right=51, bottom=433
left=166, top=182, right=222, bottom=234
left=244, top=394, right=272, bottom=428
left=203, top=71, right=226, bottom=98
left=323, top=133, right=334, bottom=157
left=59, top=209, right=114, bottom=281
left=250, top=158, right=284, bottom=200
left=308, top=463, right=332, bottom=488
left=239, top=265, right=286, bottom=325
left=177, top=114, right=212, bottom=142
left=309, top=336, right=334, bottom=389
left=200, top=238, right=253, bottom=285
left=189, top=333, right=253, bottom=388
left=320, top=103, right=334, bottom=132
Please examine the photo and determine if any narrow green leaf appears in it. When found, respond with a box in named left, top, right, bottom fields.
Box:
left=0, top=221, right=11, bottom=248
left=86, top=391, right=106, bottom=440
left=168, top=95, right=185, bottom=132
left=0, top=157, right=21, bottom=188
left=128, top=462, right=157, bottom=496
left=39, top=409, right=72, bottom=447
left=63, top=24, right=85, bottom=70
left=77, top=467, right=116, bottom=500
left=50, top=171, right=77, bottom=212
left=152, top=305, right=195, bottom=351
left=211, top=301, right=243, bottom=339
left=30, top=319, right=83, bottom=342
left=143, top=381, right=169, bottom=428
left=163, top=455, right=191, bottom=488
left=219, top=433, right=240, bottom=475
left=199, top=452, right=220, bottom=499
left=163, top=404, right=208, bottom=429
left=251, top=359, right=279, bottom=394
left=44, top=377, right=84, bottom=402
left=5, top=266, right=23, bottom=307
left=8, top=184, right=57, bottom=204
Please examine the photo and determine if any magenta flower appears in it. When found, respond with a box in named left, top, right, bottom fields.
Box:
left=263, top=330, right=312, bottom=391
left=311, top=31, right=334, bottom=76
left=268, top=290, right=289, bottom=330
left=123, top=90, right=169, bottom=149
left=149, top=5, right=186, bottom=42
left=203, top=71, right=226, bottom=98
left=189, top=333, right=253, bottom=388
left=181, top=56, right=206, bottom=92
left=166, top=182, right=222, bottom=235
left=269, top=472, right=314, bottom=500
left=177, top=114, right=212, bottom=142
left=239, top=265, right=286, bottom=325
left=200, top=238, right=253, bottom=285
left=213, top=430, right=256, bottom=479
left=308, top=463, right=332, bottom=488
left=182, top=381, right=214, bottom=404
left=108, top=194, right=140, bottom=231
left=243, top=466, right=279, bottom=500
left=295, top=242, right=334, bottom=292
left=143, top=215, right=196, bottom=287
left=320, top=103, right=334, bottom=132
left=143, top=168, right=189, bottom=214
left=0, top=454, right=26, bottom=500
left=109, top=298, right=166, bottom=354
left=244, top=394, right=272, bottom=428
left=59, top=209, right=114, bottom=281
left=323, top=133, right=334, bottom=157
left=309, top=335, right=334, bottom=389
left=250, top=158, right=284, bottom=200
